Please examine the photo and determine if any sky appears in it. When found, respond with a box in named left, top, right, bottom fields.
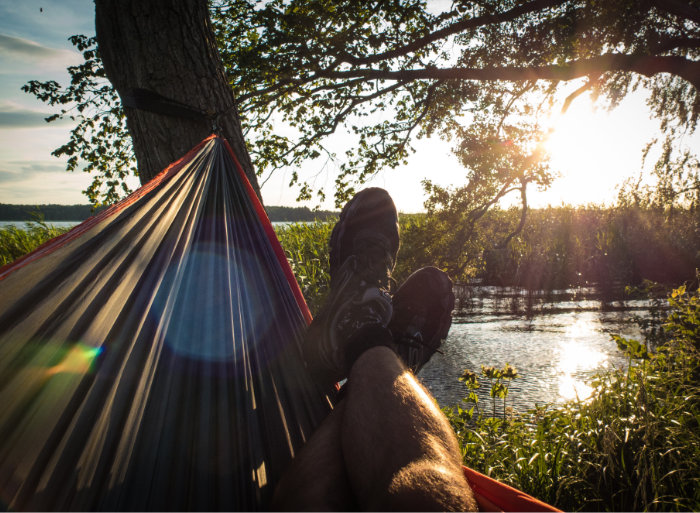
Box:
left=0, top=0, right=100, bottom=205
left=0, top=0, right=697, bottom=213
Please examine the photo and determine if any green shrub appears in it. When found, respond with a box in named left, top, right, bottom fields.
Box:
left=445, top=285, right=700, bottom=511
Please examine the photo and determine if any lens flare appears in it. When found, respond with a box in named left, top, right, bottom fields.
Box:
left=46, top=343, right=103, bottom=376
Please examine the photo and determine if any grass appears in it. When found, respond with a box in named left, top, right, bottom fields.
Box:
left=273, top=215, right=456, bottom=315
left=0, top=221, right=70, bottom=267
left=274, top=220, right=700, bottom=509
left=3, top=218, right=698, bottom=510
left=275, top=220, right=334, bottom=316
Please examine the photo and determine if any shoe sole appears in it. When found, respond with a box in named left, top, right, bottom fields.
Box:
left=392, top=266, right=455, bottom=353
left=304, top=256, right=393, bottom=387
left=329, top=188, right=399, bottom=275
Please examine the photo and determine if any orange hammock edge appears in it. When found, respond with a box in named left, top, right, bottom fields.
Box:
left=463, top=466, right=562, bottom=512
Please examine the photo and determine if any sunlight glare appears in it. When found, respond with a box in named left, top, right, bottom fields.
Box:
left=558, top=374, right=593, bottom=402
left=534, top=93, right=657, bottom=207
left=556, top=317, right=607, bottom=401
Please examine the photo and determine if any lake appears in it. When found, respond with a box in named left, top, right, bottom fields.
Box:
left=0, top=220, right=81, bottom=229
left=417, top=286, right=657, bottom=413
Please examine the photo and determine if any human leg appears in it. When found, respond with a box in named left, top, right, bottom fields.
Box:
left=271, top=357, right=475, bottom=512
left=273, top=343, right=475, bottom=512
left=272, top=188, right=400, bottom=510
left=275, top=267, right=473, bottom=511
left=341, top=345, right=476, bottom=511
left=275, top=188, right=474, bottom=510
left=337, top=268, right=472, bottom=511
left=270, top=401, right=356, bottom=511
left=303, top=187, right=399, bottom=392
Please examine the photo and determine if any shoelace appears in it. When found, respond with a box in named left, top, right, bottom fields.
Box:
left=336, top=293, right=391, bottom=340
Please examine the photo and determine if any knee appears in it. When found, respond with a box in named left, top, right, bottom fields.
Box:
left=369, top=460, right=477, bottom=512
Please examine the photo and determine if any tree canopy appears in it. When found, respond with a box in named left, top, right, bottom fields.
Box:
left=24, top=0, right=699, bottom=215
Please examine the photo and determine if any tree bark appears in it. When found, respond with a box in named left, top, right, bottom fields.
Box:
left=94, top=0, right=260, bottom=199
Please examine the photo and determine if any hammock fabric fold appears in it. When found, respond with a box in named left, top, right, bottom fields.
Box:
left=0, top=135, right=331, bottom=510
left=0, top=134, right=558, bottom=512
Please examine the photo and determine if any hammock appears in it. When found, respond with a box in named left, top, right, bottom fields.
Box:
left=0, top=135, right=331, bottom=510
left=0, top=134, right=559, bottom=512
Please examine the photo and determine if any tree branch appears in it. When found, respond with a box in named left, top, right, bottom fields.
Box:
left=497, top=82, right=536, bottom=134
left=338, top=0, right=566, bottom=65
left=319, top=54, right=700, bottom=90
left=499, top=182, right=529, bottom=249
left=651, top=36, right=700, bottom=53
left=648, top=0, right=700, bottom=25
left=354, top=82, right=438, bottom=181
left=470, top=182, right=519, bottom=223
left=250, top=80, right=410, bottom=177
left=561, top=76, right=598, bottom=113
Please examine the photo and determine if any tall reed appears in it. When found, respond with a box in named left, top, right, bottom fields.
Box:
left=275, top=220, right=334, bottom=316
left=0, top=222, right=69, bottom=267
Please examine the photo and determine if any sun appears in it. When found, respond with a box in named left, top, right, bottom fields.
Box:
left=540, top=99, right=622, bottom=206
left=532, top=93, right=656, bottom=208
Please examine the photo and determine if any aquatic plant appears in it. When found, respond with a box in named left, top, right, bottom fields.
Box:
left=457, top=364, right=519, bottom=420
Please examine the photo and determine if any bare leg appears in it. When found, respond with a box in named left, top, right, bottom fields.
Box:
left=273, top=345, right=476, bottom=511
left=342, top=346, right=476, bottom=511
left=270, top=401, right=357, bottom=511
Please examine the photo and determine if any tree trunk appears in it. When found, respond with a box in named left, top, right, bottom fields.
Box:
left=94, top=0, right=260, bottom=199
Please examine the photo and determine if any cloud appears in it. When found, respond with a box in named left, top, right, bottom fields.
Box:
left=0, top=33, right=81, bottom=69
left=0, top=159, right=92, bottom=204
left=0, top=161, right=66, bottom=183
left=0, top=169, right=24, bottom=184
left=0, top=102, right=72, bottom=128
left=0, top=33, right=63, bottom=58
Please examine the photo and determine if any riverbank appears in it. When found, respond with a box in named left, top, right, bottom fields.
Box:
left=453, top=283, right=667, bottom=315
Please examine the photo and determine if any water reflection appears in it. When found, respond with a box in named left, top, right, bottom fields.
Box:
left=556, top=318, right=607, bottom=401
left=418, top=306, right=643, bottom=412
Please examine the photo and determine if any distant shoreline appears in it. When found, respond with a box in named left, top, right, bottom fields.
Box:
left=0, top=220, right=310, bottom=229
left=0, top=203, right=338, bottom=223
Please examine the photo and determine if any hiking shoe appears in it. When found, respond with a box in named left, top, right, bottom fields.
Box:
left=304, top=188, right=399, bottom=387
left=304, top=258, right=393, bottom=388
left=329, top=187, right=399, bottom=290
left=389, top=267, right=455, bottom=374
